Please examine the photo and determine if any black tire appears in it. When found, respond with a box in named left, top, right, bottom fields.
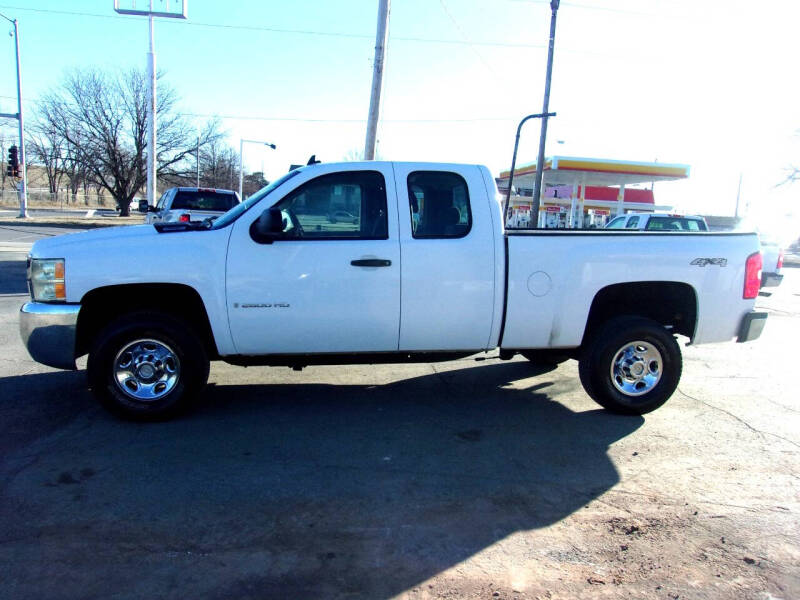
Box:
left=87, top=311, right=209, bottom=421
left=520, top=349, right=570, bottom=366
left=578, top=316, right=681, bottom=415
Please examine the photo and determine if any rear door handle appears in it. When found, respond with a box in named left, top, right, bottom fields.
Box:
left=351, top=259, right=392, bottom=267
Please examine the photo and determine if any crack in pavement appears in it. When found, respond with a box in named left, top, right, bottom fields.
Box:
left=678, top=388, right=800, bottom=451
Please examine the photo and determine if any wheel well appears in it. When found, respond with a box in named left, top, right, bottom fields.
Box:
left=582, top=281, right=697, bottom=345
left=75, top=284, right=218, bottom=359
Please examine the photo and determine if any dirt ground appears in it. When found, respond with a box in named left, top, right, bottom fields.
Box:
left=0, top=242, right=797, bottom=599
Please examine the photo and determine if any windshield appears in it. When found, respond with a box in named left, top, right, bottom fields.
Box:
left=210, top=169, right=302, bottom=230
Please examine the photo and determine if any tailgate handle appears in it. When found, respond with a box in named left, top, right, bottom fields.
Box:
left=351, top=259, right=391, bottom=267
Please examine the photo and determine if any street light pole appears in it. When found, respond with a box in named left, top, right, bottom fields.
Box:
left=114, top=1, right=187, bottom=210
left=239, top=139, right=276, bottom=199
left=531, top=0, right=560, bottom=225
left=503, top=112, right=556, bottom=228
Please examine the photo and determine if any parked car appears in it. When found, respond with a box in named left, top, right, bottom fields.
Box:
left=20, top=161, right=765, bottom=420
left=606, top=212, right=708, bottom=231
left=328, top=210, right=359, bottom=224
left=143, top=187, right=240, bottom=224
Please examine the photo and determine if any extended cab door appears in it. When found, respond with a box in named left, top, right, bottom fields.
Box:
left=393, top=164, right=499, bottom=351
left=226, top=164, right=400, bottom=355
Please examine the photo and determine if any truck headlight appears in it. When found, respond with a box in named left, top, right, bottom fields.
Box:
left=28, top=258, right=66, bottom=302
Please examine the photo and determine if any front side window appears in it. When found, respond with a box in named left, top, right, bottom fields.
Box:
left=273, top=171, right=388, bottom=240
left=407, top=171, right=471, bottom=239
left=625, top=216, right=640, bottom=229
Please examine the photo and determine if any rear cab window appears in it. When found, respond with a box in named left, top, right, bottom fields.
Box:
left=172, top=191, right=238, bottom=212
left=407, top=171, right=472, bottom=238
left=646, top=217, right=707, bottom=231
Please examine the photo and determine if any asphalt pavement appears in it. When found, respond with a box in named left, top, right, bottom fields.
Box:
left=0, top=227, right=798, bottom=599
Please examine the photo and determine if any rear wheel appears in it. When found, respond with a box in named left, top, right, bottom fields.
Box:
left=579, top=316, right=681, bottom=415
left=87, top=312, right=209, bottom=421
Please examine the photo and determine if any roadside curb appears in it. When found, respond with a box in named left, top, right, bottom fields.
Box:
left=0, top=218, right=144, bottom=229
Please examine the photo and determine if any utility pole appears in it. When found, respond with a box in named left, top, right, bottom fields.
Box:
left=0, top=13, right=28, bottom=217
left=531, top=0, right=560, bottom=225
left=364, top=0, right=390, bottom=161
left=196, top=135, right=200, bottom=187
left=735, top=172, right=742, bottom=218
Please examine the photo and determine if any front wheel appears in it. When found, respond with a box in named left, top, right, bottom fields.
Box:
left=579, top=316, right=681, bottom=415
left=87, top=312, right=209, bottom=421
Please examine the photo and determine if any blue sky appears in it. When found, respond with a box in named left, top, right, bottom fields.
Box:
left=0, top=0, right=798, bottom=235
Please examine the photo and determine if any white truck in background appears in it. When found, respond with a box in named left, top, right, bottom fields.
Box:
left=758, top=234, right=784, bottom=288
left=605, top=212, right=709, bottom=231
left=21, top=161, right=767, bottom=420
left=143, top=187, right=240, bottom=224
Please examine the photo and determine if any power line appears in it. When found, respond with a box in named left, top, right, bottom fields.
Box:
left=0, top=95, right=518, bottom=124
left=0, top=3, right=682, bottom=56
left=0, top=4, right=547, bottom=49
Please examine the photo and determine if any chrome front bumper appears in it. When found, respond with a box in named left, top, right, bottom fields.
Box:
left=19, top=302, right=81, bottom=370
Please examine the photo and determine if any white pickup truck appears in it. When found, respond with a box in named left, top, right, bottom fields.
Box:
left=20, top=161, right=767, bottom=420
left=143, top=187, right=240, bottom=224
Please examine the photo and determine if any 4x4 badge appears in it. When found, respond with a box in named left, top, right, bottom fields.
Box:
left=690, top=258, right=727, bottom=267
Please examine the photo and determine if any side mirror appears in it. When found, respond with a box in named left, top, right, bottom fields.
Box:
left=250, top=207, right=284, bottom=244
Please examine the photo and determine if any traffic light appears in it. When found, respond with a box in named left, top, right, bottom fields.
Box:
left=6, top=145, right=19, bottom=178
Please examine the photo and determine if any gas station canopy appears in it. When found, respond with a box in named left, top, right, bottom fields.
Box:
left=498, top=156, right=690, bottom=189
left=497, top=156, right=691, bottom=229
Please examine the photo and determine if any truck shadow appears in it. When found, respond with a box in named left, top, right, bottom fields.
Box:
left=0, top=361, right=643, bottom=599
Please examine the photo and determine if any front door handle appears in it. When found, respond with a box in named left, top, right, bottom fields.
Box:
left=351, top=259, right=392, bottom=267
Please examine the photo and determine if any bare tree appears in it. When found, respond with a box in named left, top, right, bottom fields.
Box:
left=27, top=123, right=65, bottom=197
left=779, top=166, right=799, bottom=186
left=37, top=68, right=221, bottom=215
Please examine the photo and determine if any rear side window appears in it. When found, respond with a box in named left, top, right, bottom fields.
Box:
left=273, top=170, right=388, bottom=240
left=408, top=171, right=471, bottom=238
left=625, top=216, right=640, bottom=229
left=172, top=191, right=238, bottom=212
left=646, top=217, right=707, bottom=231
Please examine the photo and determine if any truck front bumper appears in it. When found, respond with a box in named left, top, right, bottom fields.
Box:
left=19, top=302, right=81, bottom=370
left=737, top=310, right=767, bottom=343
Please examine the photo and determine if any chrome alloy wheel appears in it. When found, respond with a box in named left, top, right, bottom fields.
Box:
left=609, top=340, right=663, bottom=398
left=113, top=339, right=180, bottom=401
